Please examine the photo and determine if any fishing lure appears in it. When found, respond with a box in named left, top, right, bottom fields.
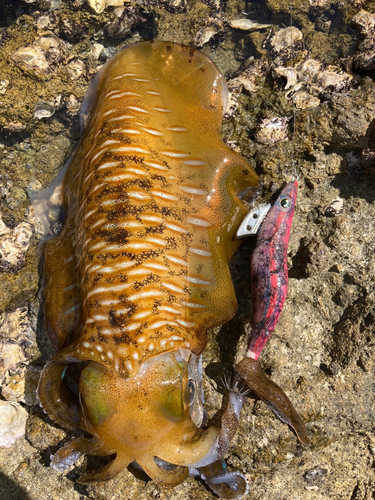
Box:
left=236, top=179, right=308, bottom=444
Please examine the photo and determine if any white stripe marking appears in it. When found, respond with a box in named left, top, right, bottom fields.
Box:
left=127, top=106, right=149, bottom=114
left=97, top=161, right=121, bottom=171
left=107, top=114, right=135, bottom=122
left=161, top=151, right=190, bottom=158
left=189, top=247, right=212, bottom=257
left=187, top=216, right=211, bottom=227
left=144, top=161, right=168, bottom=171
left=165, top=222, right=189, bottom=234
left=165, top=255, right=188, bottom=266
left=153, top=107, right=172, bottom=113
left=151, top=190, right=178, bottom=202
left=182, top=301, right=207, bottom=308
left=176, top=319, right=196, bottom=328
left=183, top=159, right=206, bottom=166
left=180, top=185, right=208, bottom=196
left=186, top=276, right=211, bottom=285
left=167, top=126, right=188, bottom=132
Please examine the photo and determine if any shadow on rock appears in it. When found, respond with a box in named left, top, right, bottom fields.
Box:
left=0, top=471, right=31, bottom=500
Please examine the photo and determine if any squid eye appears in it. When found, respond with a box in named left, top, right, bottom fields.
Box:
left=279, top=195, right=292, bottom=212
left=188, top=379, right=196, bottom=405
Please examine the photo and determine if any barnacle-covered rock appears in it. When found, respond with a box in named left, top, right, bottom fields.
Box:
left=0, top=215, right=33, bottom=273
left=0, top=401, right=28, bottom=448
left=299, top=236, right=330, bottom=277
left=309, top=0, right=330, bottom=7
left=255, top=117, right=289, bottom=145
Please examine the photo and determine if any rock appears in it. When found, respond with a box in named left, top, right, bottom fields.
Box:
left=299, top=237, right=329, bottom=277
left=0, top=401, right=28, bottom=448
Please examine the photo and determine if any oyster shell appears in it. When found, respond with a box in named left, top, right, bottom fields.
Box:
left=255, top=117, right=290, bottom=145
left=229, top=19, right=271, bottom=32
left=273, top=66, right=298, bottom=90
left=325, top=198, right=344, bottom=217
left=0, top=79, right=9, bottom=94
left=0, top=215, right=33, bottom=273
left=0, top=401, right=28, bottom=448
left=271, top=27, right=303, bottom=53
left=194, top=15, right=224, bottom=47
left=292, top=91, right=320, bottom=109
left=66, top=58, right=86, bottom=80
left=33, top=100, right=55, bottom=119
left=0, top=307, right=33, bottom=375
left=87, top=0, right=129, bottom=14
left=11, top=46, right=50, bottom=77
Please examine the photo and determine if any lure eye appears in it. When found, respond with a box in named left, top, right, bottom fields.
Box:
left=188, top=379, right=196, bottom=405
left=279, top=195, right=292, bottom=212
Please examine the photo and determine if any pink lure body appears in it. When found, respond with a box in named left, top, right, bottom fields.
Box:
left=247, top=180, right=298, bottom=360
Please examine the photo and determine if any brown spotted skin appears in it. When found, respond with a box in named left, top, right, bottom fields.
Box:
left=38, top=41, right=259, bottom=486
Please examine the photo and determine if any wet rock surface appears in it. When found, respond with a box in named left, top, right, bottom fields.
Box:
left=0, top=0, right=374, bottom=499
